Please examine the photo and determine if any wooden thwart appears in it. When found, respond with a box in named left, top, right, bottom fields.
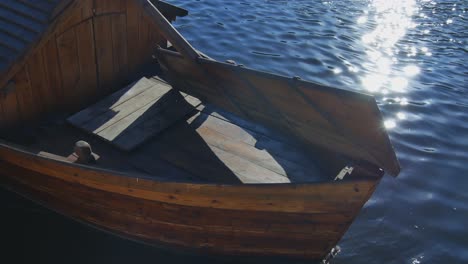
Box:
left=67, top=77, right=201, bottom=151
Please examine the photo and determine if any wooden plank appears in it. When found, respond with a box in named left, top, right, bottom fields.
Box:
left=111, top=14, right=128, bottom=89
left=55, top=7, right=83, bottom=35
left=138, top=15, right=151, bottom=65
left=157, top=50, right=400, bottom=176
left=75, top=19, right=98, bottom=105
left=208, top=146, right=290, bottom=184
left=0, top=83, right=20, bottom=126
left=144, top=132, right=242, bottom=184
left=80, top=0, right=94, bottom=20
left=94, top=0, right=125, bottom=15
left=12, top=67, right=35, bottom=121
left=67, top=77, right=154, bottom=126
left=79, top=81, right=172, bottom=133
left=128, top=153, right=205, bottom=183
left=55, top=1, right=94, bottom=34
left=163, top=110, right=322, bottom=183
left=0, top=98, right=4, bottom=126
left=126, top=0, right=141, bottom=76
left=68, top=78, right=199, bottom=151
left=56, top=28, right=80, bottom=108
left=93, top=15, right=114, bottom=94
left=147, top=119, right=288, bottom=184
left=0, top=0, right=81, bottom=95
left=150, top=22, right=165, bottom=48
left=0, top=141, right=378, bottom=214
left=194, top=103, right=304, bottom=149
left=95, top=88, right=177, bottom=139
left=99, top=90, right=199, bottom=150
left=26, top=50, right=50, bottom=114
left=156, top=51, right=244, bottom=117
left=0, top=164, right=349, bottom=259
left=42, top=37, right=63, bottom=109
left=193, top=124, right=322, bottom=182
left=188, top=110, right=318, bottom=168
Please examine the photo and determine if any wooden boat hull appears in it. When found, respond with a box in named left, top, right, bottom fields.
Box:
left=0, top=142, right=379, bottom=260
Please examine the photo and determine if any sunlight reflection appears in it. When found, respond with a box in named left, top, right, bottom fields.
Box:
left=397, top=112, right=407, bottom=120
left=384, top=119, right=397, bottom=129
left=357, top=0, right=422, bottom=129
left=403, top=65, right=421, bottom=76
left=390, top=77, right=409, bottom=92
left=332, top=68, right=343, bottom=74
left=360, top=0, right=419, bottom=93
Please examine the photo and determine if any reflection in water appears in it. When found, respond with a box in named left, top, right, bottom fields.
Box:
left=358, top=0, right=422, bottom=129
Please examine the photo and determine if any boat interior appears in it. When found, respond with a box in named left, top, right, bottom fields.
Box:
left=0, top=1, right=398, bottom=185
left=1, top=63, right=335, bottom=185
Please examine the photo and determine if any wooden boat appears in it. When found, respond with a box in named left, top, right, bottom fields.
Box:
left=0, top=0, right=400, bottom=261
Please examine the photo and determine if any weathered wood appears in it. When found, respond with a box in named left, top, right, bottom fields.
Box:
left=77, top=82, right=173, bottom=132
left=99, top=91, right=198, bottom=151
left=192, top=121, right=321, bottom=182
left=68, top=77, right=154, bottom=126
left=68, top=78, right=200, bottom=151
left=190, top=106, right=344, bottom=181
left=157, top=50, right=400, bottom=176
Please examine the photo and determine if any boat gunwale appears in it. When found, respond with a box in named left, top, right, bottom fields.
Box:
left=0, top=138, right=379, bottom=188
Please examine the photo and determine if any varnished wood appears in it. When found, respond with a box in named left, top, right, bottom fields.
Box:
left=56, top=27, right=80, bottom=108
left=0, top=0, right=81, bottom=92
left=42, top=37, right=63, bottom=109
left=26, top=49, right=50, bottom=114
left=94, top=0, right=125, bottom=15
left=126, top=0, right=142, bottom=76
left=94, top=15, right=114, bottom=94
left=75, top=19, right=98, bottom=105
left=0, top=140, right=379, bottom=259
left=12, top=67, right=35, bottom=121
left=111, top=14, right=129, bottom=88
left=0, top=81, right=20, bottom=126
left=0, top=0, right=182, bottom=122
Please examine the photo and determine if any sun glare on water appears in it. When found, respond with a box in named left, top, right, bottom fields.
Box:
left=357, top=0, right=425, bottom=130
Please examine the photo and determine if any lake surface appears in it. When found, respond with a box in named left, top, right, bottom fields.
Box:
left=1, top=0, right=466, bottom=263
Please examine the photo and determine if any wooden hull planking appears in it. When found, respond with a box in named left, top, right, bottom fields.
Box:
left=0, top=142, right=378, bottom=260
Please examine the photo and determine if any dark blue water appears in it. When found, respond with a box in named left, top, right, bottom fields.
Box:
left=1, top=0, right=466, bottom=263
